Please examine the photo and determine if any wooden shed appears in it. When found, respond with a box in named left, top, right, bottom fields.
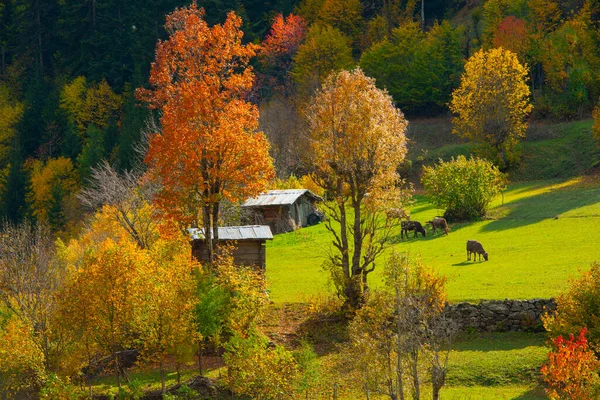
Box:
left=189, top=225, right=273, bottom=270
left=241, top=189, right=324, bottom=234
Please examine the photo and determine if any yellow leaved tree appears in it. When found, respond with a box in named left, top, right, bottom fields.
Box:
left=305, top=67, right=411, bottom=309
left=450, top=47, right=532, bottom=170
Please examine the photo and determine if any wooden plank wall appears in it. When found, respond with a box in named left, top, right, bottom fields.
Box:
left=192, top=240, right=266, bottom=269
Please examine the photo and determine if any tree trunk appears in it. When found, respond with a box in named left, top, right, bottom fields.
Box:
left=337, top=181, right=352, bottom=305
left=160, top=359, right=166, bottom=396
left=203, top=205, right=213, bottom=264
left=431, top=364, right=445, bottom=400
left=396, top=288, right=405, bottom=400
left=1, top=46, right=5, bottom=77
left=36, top=0, right=43, bottom=74
left=198, top=346, right=204, bottom=376
left=114, top=352, right=121, bottom=390
left=212, top=202, right=219, bottom=258
left=411, top=350, right=420, bottom=400
left=421, top=0, right=425, bottom=30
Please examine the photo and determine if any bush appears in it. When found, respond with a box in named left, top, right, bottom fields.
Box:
left=224, top=332, right=299, bottom=399
left=543, top=262, right=600, bottom=351
left=421, top=156, right=506, bottom=221
left=541, top=328, right=600, bottom=400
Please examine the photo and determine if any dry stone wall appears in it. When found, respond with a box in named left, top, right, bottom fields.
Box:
left=443, top=299, right=556, bottom=332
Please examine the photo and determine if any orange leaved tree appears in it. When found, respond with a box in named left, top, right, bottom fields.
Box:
left=541, top=328, right=600, bottom=399
left=137, top=4, right=274, bottom=262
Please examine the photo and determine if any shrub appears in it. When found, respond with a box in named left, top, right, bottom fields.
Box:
left=421, top=156, right=506, bottom=221
left=224, top=331, right=299, bottom=399
left=541, top=328, right=600, bottom=400
left=543, top=262, right=600, bottom=350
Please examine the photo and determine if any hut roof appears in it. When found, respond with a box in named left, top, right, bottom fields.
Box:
left=188, top=225, right=273, bottom=241
left=242, top=189, right=323, bottom=208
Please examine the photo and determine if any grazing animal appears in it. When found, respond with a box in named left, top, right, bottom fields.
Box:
left=401, top=220, right=427, bottom=239
left=467, top=240, right=488, bottom=261
left=426, top=216, right=450, bottom=235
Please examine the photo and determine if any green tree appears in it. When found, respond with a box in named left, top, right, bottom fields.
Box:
left=77, top=125, right=105, bottom=182
left=292, top=24, right=354, bottom=94
left=537, top=19, right=600, bottom=119
left=361, top=21, right=464, bottom=115
left=421, top=156, right=506, bottom=221
left=449, top=47, right=532, bottom=169
left=320, top=0, right=363, bottom=49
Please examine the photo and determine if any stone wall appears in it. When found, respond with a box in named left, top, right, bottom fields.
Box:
left=443, top=299, right=556, bottom=332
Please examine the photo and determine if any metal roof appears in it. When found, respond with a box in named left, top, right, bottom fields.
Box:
left=242, top=189, right=323, bottom=207
left=188, top=225, right=273, bottom=241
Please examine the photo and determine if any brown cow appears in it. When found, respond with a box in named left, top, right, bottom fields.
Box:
left=467, top=240, right=488, bottom=261
left=426, top=216, right=450, bottom=235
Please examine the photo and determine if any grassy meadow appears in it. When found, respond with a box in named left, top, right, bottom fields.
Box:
left=266, top=177, right=600, bottom=303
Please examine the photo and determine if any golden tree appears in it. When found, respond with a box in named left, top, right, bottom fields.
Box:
left=305, top=67, right=410, bottom=309
left=27, top=157, right=79, bottom=234
left=137, top=4, right=274, bottom=262
left=450, top=47, right=532, bottom=170
left=134, top=238, right=199, bottom=396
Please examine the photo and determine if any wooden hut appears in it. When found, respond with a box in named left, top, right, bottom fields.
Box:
left=189, top=225, right=273, bottom=270
left=241, top=189, right=324, bottom=234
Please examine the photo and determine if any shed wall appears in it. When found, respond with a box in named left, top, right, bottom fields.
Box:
left=192, top=240, right=266, bottom=269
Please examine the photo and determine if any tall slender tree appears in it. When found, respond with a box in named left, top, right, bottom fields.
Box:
left=305, top=68, right=410, bottom=309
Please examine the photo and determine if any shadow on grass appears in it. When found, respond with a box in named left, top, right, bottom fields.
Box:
left=481, top=181, right=600, bottom=232
left=296, top=311, right=349, bottom=356
left=453, top=332, right=547, bottom=352
left=451, top=260, right=480, bottom=266
left=512, top=386, right=548, bottom=400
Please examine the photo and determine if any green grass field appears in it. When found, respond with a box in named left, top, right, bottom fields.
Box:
left=266, top=177, right=600, bottom=303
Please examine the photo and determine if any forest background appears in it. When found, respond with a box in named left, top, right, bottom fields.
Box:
left=0, top=0, right=598, bottom=234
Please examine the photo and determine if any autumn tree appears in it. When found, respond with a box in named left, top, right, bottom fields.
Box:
left=450, top=47, right=532, bottom=170
left=543, top=262, right=600, bottom=351
left=541, top=328, right=600, bottom=400
left=59, top=77, right=123, bottom=135
left=537, top=18, right=600, bottom=119
left=493, top=16, right=530, bottom=62
left=135, top=238, right=199, bottom=396
left=137, top=4, right=274, bottom=262
left=27, top=157, right=80, bottom=234
left=58, top=236, right=145, bottom=391
left=258, top=13, right=307, bottom=97
left=305, top=68, right=410, bottom=309
left=0, top=221, right=64, bottom=376
left=344, top=252, right=454, bottom=400
left=421, top=156, right=506, bottom=221
left=78, top=161, right=158, bottom=249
